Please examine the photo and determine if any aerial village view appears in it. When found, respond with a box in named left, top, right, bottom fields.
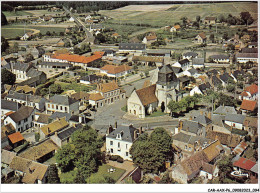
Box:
left=0, top=1, right=259, bottom=188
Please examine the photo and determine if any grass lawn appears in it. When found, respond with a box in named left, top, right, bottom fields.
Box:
left=58, top=81, right=96, bottom=93
left=146, top=110, right=167, bottom=117
left=60, top=169, right=77, bottom=184
left=3, top=11, right=33, bottom=17
left=87, top=164, right=126, bottom=183
left=28, top=26, right=65, bottom=35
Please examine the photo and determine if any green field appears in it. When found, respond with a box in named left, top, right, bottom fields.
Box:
left=100, top=2, right=258, bottom=27
left=27, top=26, right=65, bottom=35
left=3, top=11, right=33, bottom=17
left=1, top=28, right=32, bottom=39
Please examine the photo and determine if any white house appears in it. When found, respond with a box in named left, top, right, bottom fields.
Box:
left=85, top=15, right=92, bottom=21
left=239, top=84, right=258, bottom=101
left=172, top=59, right=191, bottom=70
left=224, top=114, right=246, bottom=130
left=106, top=125, right=142, bottom=160
left=1, top=99, right=21, bottom=117
left=210, top=55, right=230, bottom=63
left=4, top=106, right=35, bottom=132
left=199, top=163, right=219, bottom=180
left=20, top=32, right=33, bottom=41
left=68, top=17, right=75, bottom=22
left=183, top=52, right=198, bottom=61
left=183, top=68, right=200, bottom=78
left=192, top=58, right=205, bottom=69
left=236, top=53, right=258, bottom=63
left=100, top=65, right=132, bottom=78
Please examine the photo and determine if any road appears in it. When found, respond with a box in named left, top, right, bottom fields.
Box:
left=62, top=6, right=94, bottom=43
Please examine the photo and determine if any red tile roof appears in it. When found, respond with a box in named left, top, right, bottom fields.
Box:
left=198, top=32, right=206, bottom=39
left=233, top=157, right=256, bottom=170
left=51, top=52, right=102, bottom=64
left=174, top=25, right=181, bottom=30
left=8, top=132, right=24, bottom=144
left=240, top=100, right=257, bottom=111
left=101, top=65, right=132, bottom=74
left=97, top=81, right=119, bottom=93
left=245, top=84, right=258, bottom=95
left=88, top=93, right=104, bottom=101
left=240, top=91, right=249, bottom=97
left=135, top=84, right=158, bottom=106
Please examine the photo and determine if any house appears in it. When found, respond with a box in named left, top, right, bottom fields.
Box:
left=236, top=53, right=258, bottom=63
left=232, top=141, right=248, bottom=156
left=183, top=68, right=200, bottom=78
left=89, top=24, right=104, bottom=32
left=179, top=76, right=190, bottom=90
left=111, top=33, right=120, bottom=39
left=190, top=82, right=211, bottom=96
left=132, top=56, right=164, bottom=67
left=112, top=56, right=128, bottom=65
left=106, top=125, right=142, bottom=160
left=5, top=92, right=46, bottom=112
left=243, top=117, right=258, bottom=136
left=33, top=113, right=50, bottom=128
left=48, top=112, right=88, bottom=126
left=239, top=84, right=258, bottom=101
left=170, top=25, right=181, bottom=32
left=233, top=157, right=256, bottom=175
left=173, top=59, right=190, bottom=70
left=241, top=48, right=258, bottom=53
left=38, top=61, right=72, bottom=70
left=80, top=74, right=102, bottom=85
left=146, top=49, right=171, bottom=57
left=9, top=156, right=49, bottom=184
left=224, top=114, right=246, bottom=130
left=4, top=106, right=35, bottom=132
left=209, top=55, right=230, bottom=63
left=240, top=100, right=257, bottom=114
left=19, top=139, right=59, bottom=163
left=183, top=52, right=198, bottom=61
left=118, top=43, right=146, bottom=53
left=178, top=120, right=205, bottom=137
left=219, top=72, right=236, bottom=87
left=204, top=17, right=216, bottom=24
left=214, top=106, right=237, bottom=115
left=195, top=32, right=207, bottom=44
left=232, top=70, right=245, bottom=80
left=206, top=130, right=240, bottom=148
left=50, top=124, right=82, bottom=147
left=39, top=117, right=69, bottom=139
left=20, top=32, right=33, bottom=41
left=248, top=42, right=258, bottom=48
left=70, top=91, right=90, bottom=105
left=1, top=99, right=21, bottom=116
left=142, top=32, right=157, bottom=45
left=241, top=34, right=251, bottom=42
left=68, top=17, right=75, bottom=22
left=8, top=132, right=25, bottom=148
left=88, top=81, right=125, bottom=108
left=102, top=49, right=116, bottom=58
left=85, top=15, right=92, bottom=21
left=100, top=65, right=133, bottom=78
left=28, top=47, right=45, bottom=59
left=45, top=95, right=79, bottom=114
left=121, top=167, right=143, bottom=184
left=1, top=124, right=16, bottom=149
left=199, top=162, right=219, bottom=180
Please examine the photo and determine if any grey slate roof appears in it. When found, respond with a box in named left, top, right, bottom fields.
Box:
left=182, top=120, right=203, bottom=134
left=159, top=64, right=174, bottom=74
left=188, top=68, right=198, bottom=75
left=211, top=76, right=222, bottom=86
left=236, top=53, right=258, bottom=58
left=103, top=49, right=116, bottom=55
left=219, top=73, right=233, bottom=83
left=39, top=62, right=72, bottom=67
left=193, top=115, right=212, bottom=125
left=81, top=74, right=100, bottom=82
left=12, top=62, right=31, bottom=72
left=107, top=125, right=139, bottom=142
left=211, top=114, right=225, bottom=126
left=214, top=106, right=237, bottom=115
left=48, top=95, right=78, bottom=106
left=250, top=163, right=258, bottom=174
left=8, top=106, right=34, bottom=123
left=119, top=43, right=146, bottom=51
left=178, top=59, right=189, bottom=65
left=26, top=68, right=44, bottom=78
left=192, top=58, right=204, bottom=65
left=241, top=48, right=258, bottom=53
left=172, top=132, right=210, bottom=145
left=207, top=69, right=219, bottom=76
left=210, top=55, right=229, bottom=60
left=183, top=52, right=198, bottom=57
left=146, top=49, right=171, bottom=54
left=225, top=114, right=246, bottom=124
left=49, top=112, right=71, bottom=122
left=36, top=114, right=50, bottom=124
left=232, top=70, right=245, bottom=79
left=5, top=92, right=42, bottom=103
left=57, top=124, right=82, bottom=140
left=1, top=99, right=21, bottom=111
left=179, top=76, right=190, bottom=82
left=171, top=66, right=183, bottom=74
left=198, top=82, right=211, bottom=94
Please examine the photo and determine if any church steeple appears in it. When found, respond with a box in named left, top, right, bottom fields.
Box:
left=157, top=64, right=178, bottom=86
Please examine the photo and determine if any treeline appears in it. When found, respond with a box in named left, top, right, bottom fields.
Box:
left=2, top=1, right=58, bottom=11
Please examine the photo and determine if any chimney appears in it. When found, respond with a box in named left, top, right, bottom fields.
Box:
left=115, top=121, right=117, bottom=129
left=200, top=110, right=203, bottom=115
left=55, top=132, right=58, bottom=137
left=47, top=127, right=51, bottom=134
left=134, top=130, right=138, bottom=140
left=107, top=125, right=113, bottom=134
left=138, top=127, right=142, bottom=135
left=178, top=120, right=183, bottom=132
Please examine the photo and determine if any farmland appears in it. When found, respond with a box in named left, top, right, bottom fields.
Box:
left=100, top=2, right=257, bottom=27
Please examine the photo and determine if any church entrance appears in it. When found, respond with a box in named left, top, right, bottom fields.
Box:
left=161, top=102, right=165, bottom=112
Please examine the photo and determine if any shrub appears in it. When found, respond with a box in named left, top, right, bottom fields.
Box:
left=109, top=155, right=118, bottom=161
left=117, top=157, right=124, bottom=163
left=35, top=133, right=40, bottom=142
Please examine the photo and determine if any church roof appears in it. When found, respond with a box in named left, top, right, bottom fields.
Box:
left=159, top=64, right=174, bottom=74
left=135, top=84, right=158, bottom=106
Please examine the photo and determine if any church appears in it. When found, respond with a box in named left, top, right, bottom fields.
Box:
left=127, top=64, right=182, bottom=118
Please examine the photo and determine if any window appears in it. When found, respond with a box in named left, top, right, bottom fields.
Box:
left=65, top=107, right=67, bottom=111
left=56, top=105, right=58, bottom=110
left=18, top=121, right=21, bottom=125
left=184, top=145, right=187, bottom=150
left=126, top=144, right=128, bottom=149
left=52, top=104, right=54, bottom=109
left=60, top=106, right=63, bottom=110
left=110, top=141, right=113, bottom=145
left=24, top=118, right=28, bottom=122
left=118, top=142, right=120, bottom=148
left=126, top=152, right=129, bottom=156
left=110, top=148, right=113, bottom=153
left=48, top=104, right=50, bottom=108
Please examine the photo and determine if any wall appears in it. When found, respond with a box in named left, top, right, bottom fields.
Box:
left=106, top=137, right=133, bottom=160
left=225, top=120, right=243, bottom=130
left=127, top=91, right=145, bottom=118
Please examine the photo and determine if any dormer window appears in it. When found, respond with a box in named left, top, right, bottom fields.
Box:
left=116, top=133, right=121, bottom=139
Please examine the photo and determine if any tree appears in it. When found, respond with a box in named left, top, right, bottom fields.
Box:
left=74, top=46, right=81, bottom=54
left=140, top=73, right=144, bottom=79
left=25, top=53, right=34, bottom=62
left=145, top=71, right=149, bottom=78
left=218, top=14, right=226, bottom=23
left=46, top=31, right=51, bottom=36
left=192, top=21, right=199, bottom=29
left=1, top=36, right=9, bottom=53
left=95, top=33, right=106, bottom=44
left=1, top=69, right=16, bottom=85
left=1, top=12, right=8, bottom=26
left=222, top=32, right=229, bottom=40
left=180, top=16, right=187, bottom=26
left=217, top=84, right=224, bottom=92
left=47, top=164, right=60, bottom=184
left=80, top=43, right=91, bottom=53
left=240, top=12, right=253, bottom=26
left=196, top=15, right=201, bottom=23
left=50, top=84, right=63, bottom=94
left=167, top=100, right=181, bottom=116
left=226, top=84, right=235, bottom=93
left=130, top=133, right=165, bottom=174
left=56, top=143, right=75, bottom=172
left=209, top=34, right=215, bottom=43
